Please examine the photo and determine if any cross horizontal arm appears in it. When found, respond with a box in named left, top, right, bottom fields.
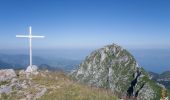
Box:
left=31, top=36, right=45, bottom=38
left=16, top=35, right=45, bottom=38
left=16, top=35, right=29, bottom=38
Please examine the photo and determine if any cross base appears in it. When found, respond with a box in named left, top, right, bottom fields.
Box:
left=25, top=65, right=38, bottom=73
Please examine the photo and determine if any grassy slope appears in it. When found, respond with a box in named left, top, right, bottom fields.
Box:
left=34, top=71, right=118, bottom=100
left=5, top=70, right=115, bottom=100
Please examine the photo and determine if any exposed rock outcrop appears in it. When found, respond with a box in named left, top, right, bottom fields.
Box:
left=0, top=69, right=16, bottom=82
left=71, top=43, right=162, bottom=100
left=0, top=69, right=47, bottom=100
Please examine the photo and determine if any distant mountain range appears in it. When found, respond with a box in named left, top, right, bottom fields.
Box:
left=149, top=71, right=170, bottom=89
left=0, top=54, right=81, bottom=72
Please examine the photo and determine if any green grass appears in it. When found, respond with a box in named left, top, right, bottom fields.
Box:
left=33, top=71, right=118, bottom=100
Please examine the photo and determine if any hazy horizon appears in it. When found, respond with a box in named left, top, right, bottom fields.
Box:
left=0, top=47, right=170, bottom=74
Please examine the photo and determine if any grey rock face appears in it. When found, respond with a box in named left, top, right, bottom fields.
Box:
left=0, top=69, right=16, bottom=82
left=71, top=43, right=162, bottom=100
left=0, top=69, right=47, bottom=99
left=0, top=69, right=17, bottom=94
left=0, top=85, right=12, bottom=94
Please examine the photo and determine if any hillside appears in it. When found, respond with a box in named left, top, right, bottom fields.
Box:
left=160, top=71, right=170, bottom=79
left=149, top=71, right=159, bottom=81
left=149, top=71, right=170, bottom=90
left=0, top=69, right=117, bottom=100
left=71, top=43, right=164, bottom=100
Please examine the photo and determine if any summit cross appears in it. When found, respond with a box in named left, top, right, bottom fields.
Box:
left=16, top=26, right=45, bottom=69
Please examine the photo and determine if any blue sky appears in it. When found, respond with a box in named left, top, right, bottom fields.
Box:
left=0, top=0, right=170, bottom=50
left=0, top=0, right=170, bottom=73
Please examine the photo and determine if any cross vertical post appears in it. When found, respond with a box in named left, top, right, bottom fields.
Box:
left=29, top=26, right=32, bottom=68
left=16, top=26, right=45, bottom=71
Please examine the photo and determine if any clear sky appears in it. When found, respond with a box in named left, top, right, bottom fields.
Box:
left=0, top=0, right=170, bottom=50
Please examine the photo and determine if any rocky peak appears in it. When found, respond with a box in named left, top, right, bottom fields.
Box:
left=71, top=43, right=162, bottom=99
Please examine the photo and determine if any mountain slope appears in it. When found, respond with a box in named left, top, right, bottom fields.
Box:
left=149, top=71, right=170, bottom=91
left=0, top=54, right=80, bottom=71
left=148, top=71, right=159, bottom=81
left=71, top=43, right=163, bottom=99
left=0, top=70, right=118, bottom=100
left=160, top=71, right=170, bottom=79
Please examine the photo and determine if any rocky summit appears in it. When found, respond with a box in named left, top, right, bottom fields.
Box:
left=0, top=69, right=118, bottom=100
left=71, top=43, right=163, bottom=100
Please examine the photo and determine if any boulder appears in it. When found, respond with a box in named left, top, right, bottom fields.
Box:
left=0, top=69, right=16, bottom=82
left=25, top=65, right=38, bottom=75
